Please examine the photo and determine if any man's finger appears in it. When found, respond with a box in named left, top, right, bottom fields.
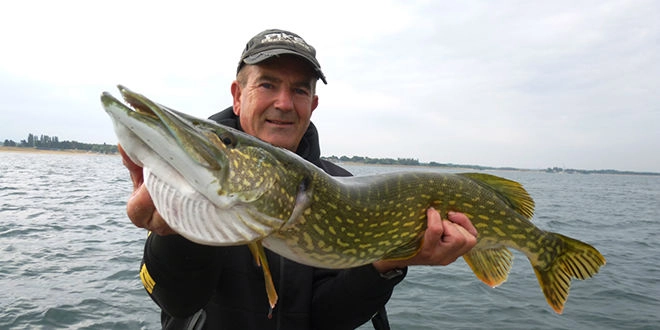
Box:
left=424, top=207, right=445, bottom=242
left=118, top=144, right=138, bottom=169
left=447, top=211, right=478, bottom=237
left=127, top=185, right=156, bottom=228
left=118, top=144, right=144, bottom=189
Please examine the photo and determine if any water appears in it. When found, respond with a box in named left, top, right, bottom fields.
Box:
left=0, top=152, right=159, bottom=329
left=1, top=153, right=659, bottom=329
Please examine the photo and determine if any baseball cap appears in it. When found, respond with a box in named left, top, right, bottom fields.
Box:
left=237, top=29, right=327, bottom=84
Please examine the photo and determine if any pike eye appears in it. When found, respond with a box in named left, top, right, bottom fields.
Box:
left=218, top=133, right=236, bottom=147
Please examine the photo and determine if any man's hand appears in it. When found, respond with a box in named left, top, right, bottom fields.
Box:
left=118, top=144, right=175, bottom=236
left=373, top=208, right=478, bottom=273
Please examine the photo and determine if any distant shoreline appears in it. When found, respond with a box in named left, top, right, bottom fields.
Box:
left=330, top=159, right=660, bottom=176
left=2, top=146, right=657, bottom=176
left=336, top=161, right=489, bottom=171
left=0, top=146, right=117, bottom=156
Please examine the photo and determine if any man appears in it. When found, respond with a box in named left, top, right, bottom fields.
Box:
left=120, top=29, right=477, bottom=329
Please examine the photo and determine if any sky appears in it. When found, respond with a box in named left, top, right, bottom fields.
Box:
left=1, top=0, right=658, bottom=172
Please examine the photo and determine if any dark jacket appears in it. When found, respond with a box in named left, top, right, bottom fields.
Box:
left=141, top=107, right=406, bottom=330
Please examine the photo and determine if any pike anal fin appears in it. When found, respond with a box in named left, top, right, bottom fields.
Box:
left=248, top=241, right=278, bottom=316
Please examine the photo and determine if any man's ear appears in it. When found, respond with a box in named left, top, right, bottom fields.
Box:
left=231, top=80, right=242, bottom=116
left=311, top=95, right=319, bottom=113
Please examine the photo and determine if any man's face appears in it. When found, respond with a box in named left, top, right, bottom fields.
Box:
left=231, top=55, right=319, bottom=151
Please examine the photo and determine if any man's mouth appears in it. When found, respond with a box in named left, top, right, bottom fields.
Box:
left=266, top=119, right=293, bottom=126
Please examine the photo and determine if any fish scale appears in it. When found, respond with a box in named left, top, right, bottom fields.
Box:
left=102, top=85, right=606, bottom=316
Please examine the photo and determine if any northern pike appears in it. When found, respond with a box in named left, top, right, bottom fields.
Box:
left=102, top=85, right=605, bottom=314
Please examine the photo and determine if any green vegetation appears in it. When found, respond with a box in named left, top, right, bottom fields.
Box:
left=2, top=133, right=117, bottom=154
left=325, top=155, right=421, bottom=166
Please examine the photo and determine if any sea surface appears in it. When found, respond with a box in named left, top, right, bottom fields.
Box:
left=1, top=152, right=658, bottom=329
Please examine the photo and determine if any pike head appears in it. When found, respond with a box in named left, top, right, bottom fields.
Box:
left=101, top=85, right=296, bottom=245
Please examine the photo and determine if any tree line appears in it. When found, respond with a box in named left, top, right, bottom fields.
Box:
left=324, top=155, right=421, bottom=166
left=544, top=166, right=658, bottom=176
left=2, top=133, right=118, bottom=154
left=323, top=155, right=520, bottom=169
left=322, top=156, right=658, bottom=175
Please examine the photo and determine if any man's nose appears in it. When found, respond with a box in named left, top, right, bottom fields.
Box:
left=274, top=89, right=295, bottom=111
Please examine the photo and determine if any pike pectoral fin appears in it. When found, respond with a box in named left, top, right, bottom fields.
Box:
left=248, top=241, right=278, bottom=316
left=463, top=247, right=514, bottom=287
left=282, top=176, right=314, bottom=229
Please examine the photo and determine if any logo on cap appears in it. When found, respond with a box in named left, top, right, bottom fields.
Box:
left=238, top=29, right=327, bottom=84
left=260, top=32, right=311, bottom=51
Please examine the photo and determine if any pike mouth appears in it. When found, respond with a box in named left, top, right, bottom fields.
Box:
left=101, top=85, right=158, bottom=121
left=102, top=85, right=222, bottom=170
left=118, top=85, right=158, bottom=119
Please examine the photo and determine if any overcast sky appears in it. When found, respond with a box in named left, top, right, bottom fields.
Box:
left=1, top=0, right=658, bottom=172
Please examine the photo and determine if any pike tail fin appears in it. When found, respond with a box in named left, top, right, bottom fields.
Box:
left=533, top=233, right=606, bottom=314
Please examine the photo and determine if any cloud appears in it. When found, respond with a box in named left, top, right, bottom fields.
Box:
left=0, top=0, right=658, bottom=172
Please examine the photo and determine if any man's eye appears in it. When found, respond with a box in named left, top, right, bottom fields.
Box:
left=294, top=88, right=309, bottom=95
left=260, top=83, right=274, bottom=89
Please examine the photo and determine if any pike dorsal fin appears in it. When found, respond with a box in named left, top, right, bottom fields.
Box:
left=458, top=173, right=535, bottom=220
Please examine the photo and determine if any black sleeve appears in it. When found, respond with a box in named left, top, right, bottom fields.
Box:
left=319, top=159, right=352, bottom=177
left=140, top=233, right=220, bottom=318
left=310, top=265, right=406, bottom=330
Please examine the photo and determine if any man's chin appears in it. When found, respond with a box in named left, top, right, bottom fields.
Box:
left=259, top=133, right=298, bottom=151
